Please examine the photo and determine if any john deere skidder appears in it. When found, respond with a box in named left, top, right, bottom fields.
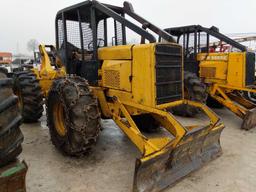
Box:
left=165, top=25, right=256, bottom=130
left=45, top=1, right=224, bottom=191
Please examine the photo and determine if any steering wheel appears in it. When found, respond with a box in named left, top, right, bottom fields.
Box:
left=88, top=38, right=105, bottom=50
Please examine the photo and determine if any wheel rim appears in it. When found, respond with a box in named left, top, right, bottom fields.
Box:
left=53, top=101, right=67, bottom=137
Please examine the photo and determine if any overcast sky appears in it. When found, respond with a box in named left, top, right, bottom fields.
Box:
left=0, top=0, right=255, bottom=55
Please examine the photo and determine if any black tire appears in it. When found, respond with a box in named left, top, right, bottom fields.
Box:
left=133, top=114, right=160, bottom=133
left=13, top=71, right=43, bottom=123
left=46, top=76, right=101, bottom=156
left=0, top=72, right=23, bottom=167
left=172, top=71, right=208, bottom=117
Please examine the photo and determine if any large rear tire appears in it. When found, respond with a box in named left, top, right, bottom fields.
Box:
left=172, top=71, right=208, bottom=117
left=46, top=76, right=101, bottom=156
left=0, top=70, right=23, bottom=167
left=13, top=71, right=43, bottom=123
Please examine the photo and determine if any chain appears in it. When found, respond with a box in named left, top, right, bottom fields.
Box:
left=54, top=75, right=101, bottom=153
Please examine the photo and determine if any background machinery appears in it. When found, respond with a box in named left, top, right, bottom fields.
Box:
left=32, top=44, right=66, bottom=97
left=165, top=25, right=256, bottom=130
left=45, top=1, right=225, bottom=192
left=13, top=44, right=66, bottom=122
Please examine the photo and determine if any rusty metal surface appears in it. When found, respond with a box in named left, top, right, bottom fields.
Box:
left=0, top=160, right=28, bottom=192
left=133, top=125, right=224, bottom=192
left=241, top=108, right=256, bottom=130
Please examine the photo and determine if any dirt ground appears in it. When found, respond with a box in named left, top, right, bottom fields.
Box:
left=20, top=108, right=256, bottom=192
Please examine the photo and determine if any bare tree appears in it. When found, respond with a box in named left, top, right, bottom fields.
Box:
left=27, top=39, right=39, bottom=53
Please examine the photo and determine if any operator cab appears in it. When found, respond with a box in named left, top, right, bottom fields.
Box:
left=55, top=1, right=174, bottom=84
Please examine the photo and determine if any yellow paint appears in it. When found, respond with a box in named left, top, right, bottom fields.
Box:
left=93, top=43, right=223, bottom=159
left=197, top=52, right=256, bottom=121
left=37, top=41, right=224, bottom=163
left=101, top=60, right=132, bottom=92
left=110, top=97, right=221, bottom=157
left=98, top=45, right=133, bottom=60
left=98, top=43, right=160, bottom=107
left=199, top=53, right=228, bottom=80
left=198, top=52, right=247, bottom=87
left=53, top=101, right=67, bottom=137
left=92, top=87, right=112, bottom=118
left=227, top=53, right=246, bottom=87
left=132, top=44, right=156, bottom=107
left=32, top=44, right=66, bottom=97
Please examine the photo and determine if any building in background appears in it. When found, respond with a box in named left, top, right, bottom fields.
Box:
left=0, top=52, right=12, bottom=64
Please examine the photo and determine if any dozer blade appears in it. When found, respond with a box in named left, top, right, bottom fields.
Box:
left=133, top=124, right=224, bottom=192
left=241, top=108, right=256, bottom=130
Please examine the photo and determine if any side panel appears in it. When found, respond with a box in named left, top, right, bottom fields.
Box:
left=98, top=45, right=133, bottom=60
left=198, top=52, right=253, bottom=88
left=101, top=60, right=132, bottom=92
left=198, top=53, right=228, bottom=81
left=227, top=53, right=245, bottom=87
left=132, top=44, right=155, bottom=107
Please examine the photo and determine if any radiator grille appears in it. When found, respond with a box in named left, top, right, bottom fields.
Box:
left=103, top=70, right=120, bottom=89
left=155, top=44, right=183, bottom=104
left=246, top=52, right=255, bottom=86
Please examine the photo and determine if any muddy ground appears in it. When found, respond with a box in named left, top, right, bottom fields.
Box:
left=20, top=108, right=256, bottom=192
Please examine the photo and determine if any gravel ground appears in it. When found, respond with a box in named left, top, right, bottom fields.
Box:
left=20, top=108, right=256, bottom=192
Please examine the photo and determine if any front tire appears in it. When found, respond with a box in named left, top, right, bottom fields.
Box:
left=0, top=71, right=23, bottom=167
left=46, top=76, right=101, bottom=156
left=13, top=71, right=43, bottom=123
left=172, top=71, right=208, bottom=117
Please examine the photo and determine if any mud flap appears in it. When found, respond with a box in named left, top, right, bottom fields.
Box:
left=241, top=108, right=256, bottom=130
left=133, top=124, right=224, bottom=192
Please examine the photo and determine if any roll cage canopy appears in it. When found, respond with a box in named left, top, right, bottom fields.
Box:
left=55, top=0, right=175, bottom=83
left=56, top=1, right=124, bottom=22
left=55, top=0, right=174, bottom=51
left=165, top=25, right=247, bottom=52
left=163, top=25, right=248, bottom=75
